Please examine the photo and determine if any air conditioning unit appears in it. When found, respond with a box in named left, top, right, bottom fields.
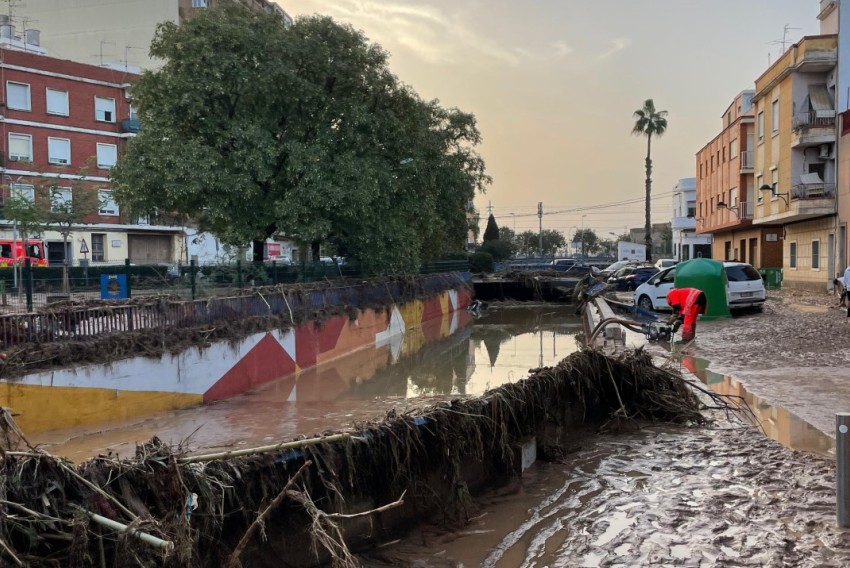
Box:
left=819, top=143, right=833, bottom=159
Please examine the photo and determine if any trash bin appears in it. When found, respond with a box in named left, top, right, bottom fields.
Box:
left=759, top=267, right=782, bottom=290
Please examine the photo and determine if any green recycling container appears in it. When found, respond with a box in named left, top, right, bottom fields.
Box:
left=759, top=267, right=782, bottom=290
left=673, top=258, right=731, bottom=318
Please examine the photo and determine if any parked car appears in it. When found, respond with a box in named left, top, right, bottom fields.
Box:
left=598, top=260, right=639, bottom=279
left=654, top=258, right=677, bottom=270
left=550, top=258, right=595, bottom=274
left=724, top=261, right=767, bottom=310
left=632, top=261, right=766, bottom=311
left=607, top=265, right=659, bottom=291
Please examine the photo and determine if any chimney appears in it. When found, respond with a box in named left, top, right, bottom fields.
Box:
left=24, top=29, right=40, bottom=46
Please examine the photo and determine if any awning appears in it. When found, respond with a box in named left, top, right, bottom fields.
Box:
left=809, top=84, right=835, bottom=118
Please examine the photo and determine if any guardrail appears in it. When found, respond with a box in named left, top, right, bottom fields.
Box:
left=0, top=272, right=471, bottom=347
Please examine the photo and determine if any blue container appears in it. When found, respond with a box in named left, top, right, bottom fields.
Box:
left=100, top=274, right=128, bottom=299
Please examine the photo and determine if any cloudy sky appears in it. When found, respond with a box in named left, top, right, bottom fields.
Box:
left=284, top=0, right=820, bottom=239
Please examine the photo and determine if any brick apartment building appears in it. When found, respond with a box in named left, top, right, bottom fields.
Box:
left=0, top=35, right=184, bottom=266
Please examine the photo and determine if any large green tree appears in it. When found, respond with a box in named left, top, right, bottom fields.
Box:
left=482, top=213, right=499, bottom=242
left=632, top=99, right=668, bottom=263
left=113, top=3, right=488, bottom=272
left=515, top=229, right=565, bottom=257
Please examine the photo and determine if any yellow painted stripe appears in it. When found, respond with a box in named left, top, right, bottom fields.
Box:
left=0, top=383, right=202, bottom=435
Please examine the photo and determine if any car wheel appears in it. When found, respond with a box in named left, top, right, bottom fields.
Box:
left=637, top=295, right=654, bottom=311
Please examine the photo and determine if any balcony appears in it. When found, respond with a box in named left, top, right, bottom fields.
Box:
left=754, top=179, right=836, bottom=225
left=671, top=215, right=696, bottom=230
left=740, top=151, right=754, bottom=173
left=120, top=118, right=142, bottom=133
left=791, top=111, right=836, bottom=148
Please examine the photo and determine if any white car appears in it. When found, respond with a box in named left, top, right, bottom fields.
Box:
left=633, top=261, right=766, bottom=312
left=655, top=258, right=677, bottom=270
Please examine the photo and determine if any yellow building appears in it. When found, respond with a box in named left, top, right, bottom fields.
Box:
left=751, top=35, right=839, bottom=292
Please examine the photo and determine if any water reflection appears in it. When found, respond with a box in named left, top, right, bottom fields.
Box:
left=680, top=355, right=834, bottom=456
left=37, top=305, right=584, bottom=461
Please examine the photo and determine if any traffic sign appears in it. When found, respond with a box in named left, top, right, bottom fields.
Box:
left=80, top=239, right=89, bottom=254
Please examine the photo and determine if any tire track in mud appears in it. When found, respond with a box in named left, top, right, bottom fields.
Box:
left=366, top=424, right=850, bottom=567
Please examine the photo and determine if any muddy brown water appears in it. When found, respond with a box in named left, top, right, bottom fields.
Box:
left=32, top=303, right=849, bottom=567
left=35, top=305, right=583, bottom=462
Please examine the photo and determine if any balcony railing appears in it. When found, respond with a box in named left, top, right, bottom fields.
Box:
left=740, top=151, right=754, bottom=170
left=792, top=111, right=836, bottom=130
left=120, top=118, right=142, bottom=133
left=738, top=201, right=754, bottom=219
left=791, top=182, right=836, bottom=199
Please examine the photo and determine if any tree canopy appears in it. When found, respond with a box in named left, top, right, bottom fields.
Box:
left=514, top=229, right=565, bottom=257
left=482, top=214, right=499, bottom=243
left=113, top=3, right=489, bottom=272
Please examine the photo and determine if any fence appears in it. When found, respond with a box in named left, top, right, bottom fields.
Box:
left=0, top=259, right=470, bottom=313
left=0, top=271, right=471, bottom=347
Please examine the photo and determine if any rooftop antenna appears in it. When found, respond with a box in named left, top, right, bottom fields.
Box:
left=94, top=39, right=115, bottom=66
left=123, top=45, right=143, bottom=71
left=768, top=24, right=801, bottom=58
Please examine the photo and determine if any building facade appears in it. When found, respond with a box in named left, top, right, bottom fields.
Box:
left=751, top=34, right=838, bottom=291
left=16, top=0, right=292, bottom=71
left=670, top=177, right=712, bottom=261
left=628, top=223, right=673, bottom=258
left=0, top=42, right=184, bottom=265
left=695, top=91, right=784, bottom=267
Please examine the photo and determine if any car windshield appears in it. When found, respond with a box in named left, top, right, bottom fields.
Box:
left=725, top=264, right=761, bottom=282
left=604, top=261, right=628, bottom=272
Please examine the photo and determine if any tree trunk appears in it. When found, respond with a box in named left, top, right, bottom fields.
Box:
left=251, top=240, right=266, bottom=264
left=644, top=134, right=653, bottom=263
left=311, top=241, right=321, bottom=262
left=62, top=234, right=70, bottom=293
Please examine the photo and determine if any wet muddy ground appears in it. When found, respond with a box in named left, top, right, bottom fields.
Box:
left=363, top=420, right=850, bottom=567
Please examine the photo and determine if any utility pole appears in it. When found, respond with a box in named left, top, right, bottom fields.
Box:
left=537, top=202, right=543, bottom=257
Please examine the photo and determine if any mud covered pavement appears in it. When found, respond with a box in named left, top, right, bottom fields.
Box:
left=689, top=288, right=850, bottom=436
left=364, top=421, right=850, bottom=567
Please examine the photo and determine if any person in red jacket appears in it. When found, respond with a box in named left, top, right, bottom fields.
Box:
left=666, top=288, right=707, bottom=342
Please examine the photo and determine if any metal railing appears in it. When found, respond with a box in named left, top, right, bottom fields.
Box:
left=740, top=151, right=754, bottom=170
left=738, top=201, right=754, bottom=219
left=791, top=182, right=836, bottom=199
left=0, top=271, right=471, bottom=347
left=792, top=111, right=836, bottom=130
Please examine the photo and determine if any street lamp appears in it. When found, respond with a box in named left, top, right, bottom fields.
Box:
left=715, top=200, right=741, bottom=218
left=760, top=183, right=789, bottom=205
left=580, top=214, right=587, bottom=258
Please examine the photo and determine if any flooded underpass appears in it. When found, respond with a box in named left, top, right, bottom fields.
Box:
left=19, top=301, right=850, bottom=567
left=33, top=305, right=583, bottom=462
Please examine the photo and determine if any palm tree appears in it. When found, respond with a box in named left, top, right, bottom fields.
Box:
left=632, top=99, right=668, bottom=263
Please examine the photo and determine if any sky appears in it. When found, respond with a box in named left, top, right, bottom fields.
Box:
left=283, top=0, right=821, bottom=240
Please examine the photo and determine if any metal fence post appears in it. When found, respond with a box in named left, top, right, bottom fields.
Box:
left=838, top=413, right=850, bottom=527
left=23, top=258, right=33, bottom=312
left=236, top=260, right=243, bottom=288
left=124, top=258, right=132, bottom=298
left=190, top=259, right=197, bottom=300
left=272, top=260, right=277, bottom=285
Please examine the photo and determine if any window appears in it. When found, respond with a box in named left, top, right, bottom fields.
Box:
left=699, top=163, right=703, bottom=179
left=48, top=137, right=71, bottom=165
left=91, top=233, right=105, bottom=262
left=192, top=0, right=207, bottom=6
left=771, top=169, right=779, bottom=199
left=11, top=184, right=34, bottom=202
left=94, top=96, right=115, bottom=122
left=757, top=111, right=764, bottom=141
left=790, top=241, right=797, bottom=269
left=756, top=175, right=764, bottom=202
left=51, top=187, right=72, bottom=211
left=710, top=156, right=714, bottom=172
left=730, top=188, right=738, bottom=207
left=687, top=200, right=696, bottom=218
left=771, top=100, right=779, bottom=133
left=6, top=82, right=30, bottom=111
left=129, top=104, right=138, bottom=120
left=812, top=240, right=820, bottom=270
left=8, top=133, right=32, bottom=161
left=96, top=143, right=118, bottom=168
left=46, top=88, right=69, bottom=116
left=730, top=139, right=738, bottom=160
left=98, top=190, right=119, bottom=216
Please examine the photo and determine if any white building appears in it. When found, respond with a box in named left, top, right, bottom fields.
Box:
left=671, top=178, right=712, bottom=261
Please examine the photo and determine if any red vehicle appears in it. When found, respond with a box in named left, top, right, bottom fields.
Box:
left=0, top=240, right=48, bottom=267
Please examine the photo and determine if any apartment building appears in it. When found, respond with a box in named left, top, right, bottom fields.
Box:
left=695, top=91, right=783, bottom=267
left=0, top=38, right=184, bottom=265
left=750, top=34, right=838, bottom=291
left=670, top=178, right=712, bottom=261
left=16, top=0, right=293, bottom=71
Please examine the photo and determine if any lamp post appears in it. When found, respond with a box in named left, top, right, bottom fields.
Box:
left=580, top=214, right=587, bottom=258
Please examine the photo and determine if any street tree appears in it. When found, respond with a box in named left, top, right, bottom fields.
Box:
left=4, top=183, right=48, bottom=289
left=515, top=229, right=565, bottom=257
left=483, top=214, right=499, bottom=242
left=43, top=173, right=102, bottom=292
left=632, top=99, right=668, bottom=263
left=113, top=4, right=488, bottom=273
left=572, top=228, right=599, bottom=256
